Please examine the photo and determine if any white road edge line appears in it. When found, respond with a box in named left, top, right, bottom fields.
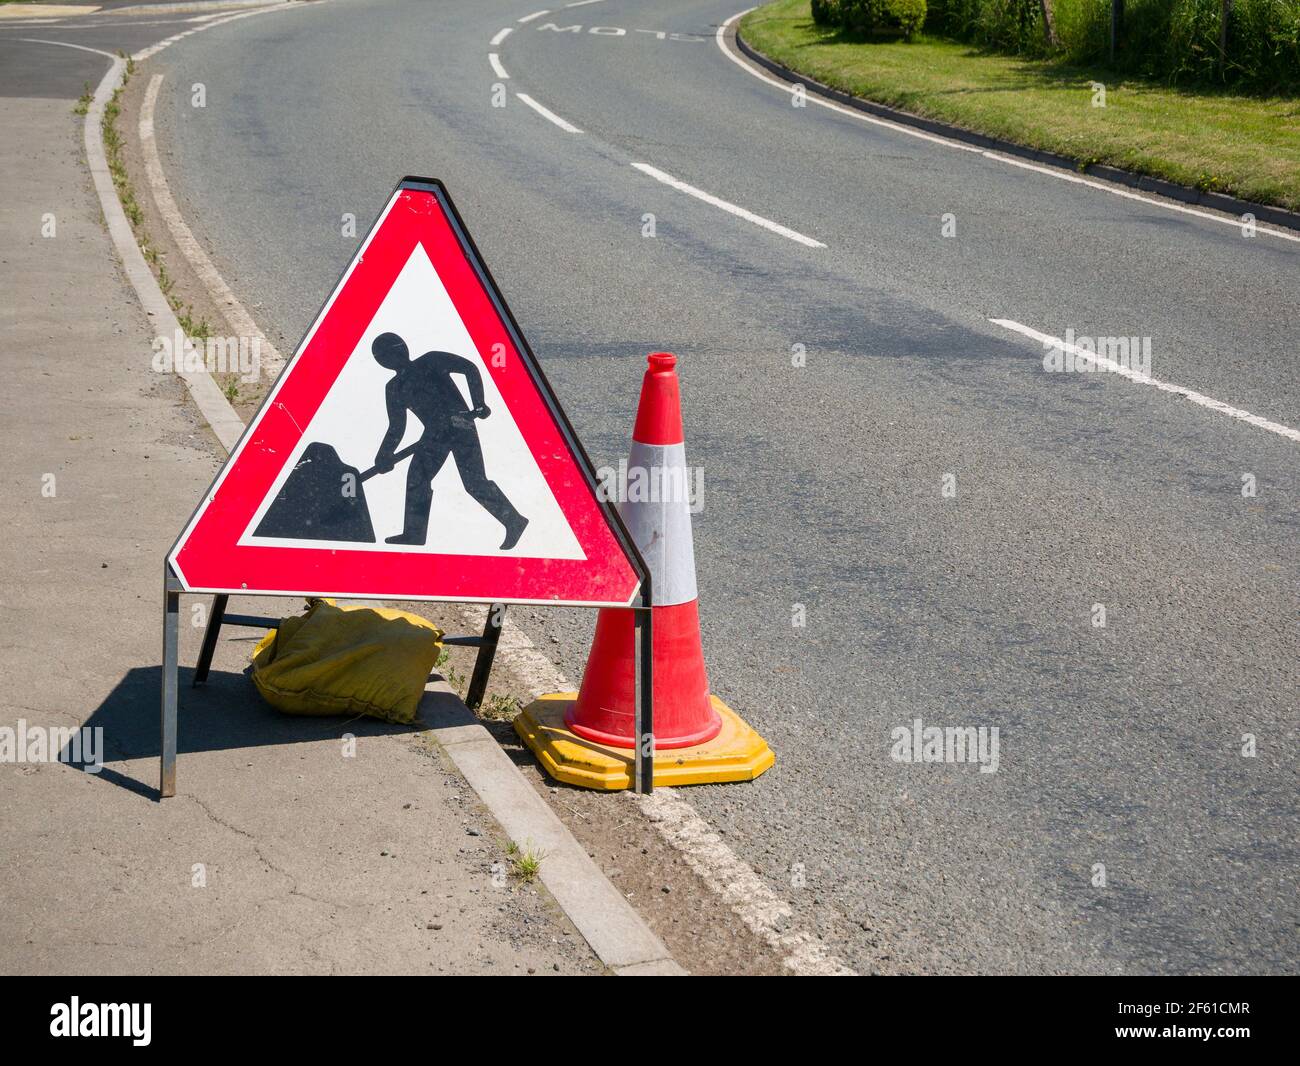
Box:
left=516, top=92, right=582, bottom=134
left=980, top=152, right=1300, bottom=245
left=447, top=602, right=856, bottom=976
left=132, top=0, right=306, bottom=62
left=632, top=790, right=855, bottom=975
left=518, top=8, right=549, bottom=22
left=714, top=9, right=979, bottom=155
left=78, top=14, right=283, bottom=454
left=489, top=26, right=512, bottom=46
left=631, top=161, right=826, bottom=248
left=69, top=4, right=685, bottom=977
left=716, top=8, right=1300, bottom=246
left=16, top=37, right=117, bottom=58
left=991, top=318, right=1300, bottom=444
left=488, top=52, right=509, bottom=79
left=422, top=674, right=685, bottom=975
left=139, top=73, right=285, bottom=377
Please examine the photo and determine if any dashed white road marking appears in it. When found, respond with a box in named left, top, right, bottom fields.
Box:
left=516, top=91, right=582, bottom=133
left=489, top=25, right=512, bottom=46
left=488, top=52, right=509, bottom=79
left=566, top=0, right=604, bottom=7
left=518, top=8, right=549, bottom=22
left=631, top=161, right=826, bottom=248
left=717, top=7, right=1300, bottom=246
left=991, top=319, right=1300, bottom=444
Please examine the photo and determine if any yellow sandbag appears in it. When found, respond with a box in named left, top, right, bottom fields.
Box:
left=250, top=599, right=443, bottom=725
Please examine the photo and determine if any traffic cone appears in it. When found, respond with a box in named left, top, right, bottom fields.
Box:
left=515, top=353, right=774, bottom=790
left=568, top=352, right=719, bottom=749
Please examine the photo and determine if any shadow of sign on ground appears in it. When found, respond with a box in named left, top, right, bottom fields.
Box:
left=61, top=663, right=428, bottom=801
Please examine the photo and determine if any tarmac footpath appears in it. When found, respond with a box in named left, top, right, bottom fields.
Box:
left=0, top=90, right=603, bottom=975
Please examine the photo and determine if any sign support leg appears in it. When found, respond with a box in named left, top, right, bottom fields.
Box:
left=634, top=601, right=654, bottom=794
left=466, top=603, right=505, bottom=710
left=192, top=593, right=228, bottom=687
left=161, top=568, right=181, bottom=799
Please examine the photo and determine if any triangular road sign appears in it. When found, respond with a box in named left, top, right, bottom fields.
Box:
left=169, top=178, right=642, bottom=607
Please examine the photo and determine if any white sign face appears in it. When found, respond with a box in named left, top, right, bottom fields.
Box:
left=240, top=244, right=584, bottom=560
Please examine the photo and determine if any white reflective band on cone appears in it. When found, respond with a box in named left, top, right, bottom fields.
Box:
left=620, top=440, right=697, bottom=607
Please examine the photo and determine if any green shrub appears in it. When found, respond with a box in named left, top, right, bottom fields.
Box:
left=840, top=0, right=929, bottom=39
left=810, top=0, right=841, bottom=23
left=922, top=0, right=1299, bottom=90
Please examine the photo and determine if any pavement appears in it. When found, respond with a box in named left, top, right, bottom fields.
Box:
left=1, top=0, right=1296, bottom=977
left=0, top=20, right=611, bottom=975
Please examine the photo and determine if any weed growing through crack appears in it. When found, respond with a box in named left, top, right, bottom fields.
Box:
left=505, top=840, right=546, bottom=883
left=479, top=693, right=520, bottom=722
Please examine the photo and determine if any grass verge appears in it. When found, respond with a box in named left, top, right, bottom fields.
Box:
left=739, top=0, right=1300, bottom=212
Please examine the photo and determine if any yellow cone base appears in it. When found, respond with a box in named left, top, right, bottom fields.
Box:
left=514, top=692, right=775, bottom=791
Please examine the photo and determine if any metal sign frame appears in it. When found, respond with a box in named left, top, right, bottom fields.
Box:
left=160, top=177, right=655, bottom=799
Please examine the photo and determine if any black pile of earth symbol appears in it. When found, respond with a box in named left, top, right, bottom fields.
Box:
left=254, top=441, right=377, bottom=543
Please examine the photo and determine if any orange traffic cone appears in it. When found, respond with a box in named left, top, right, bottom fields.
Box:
left=515, top=353, right=774, bottom=789
left=567, top=353, right=720, bottom=749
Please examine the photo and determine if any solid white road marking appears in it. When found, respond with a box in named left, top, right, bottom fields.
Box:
left=490, top=26, right=512, bottom=46
left=488, top=52, right=509, bottom=79
left=717, top=8, right=1299, bottom=246
left=991, top=319, right=1300, bottom=444
left=631, top=161, right=826, bottom=248
left=518, top=9, right=549, bottom=23
left=16, top=37, right=116, bottom=58
left=139, top=74, right=283, bottom=375
left=133, top=0, right=303, bottom=61
left=516, top=92, right=582, bottom=133
left=715, top=10, right=979, bottom=154
left=443, top=601, right=854, bottom=976
left=982, top=152, right=1300, bottom=245
left=633, top=790, right=855, bottom=975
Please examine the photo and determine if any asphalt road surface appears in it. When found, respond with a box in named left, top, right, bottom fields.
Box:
left=8, top=0, right=1296, bottom=974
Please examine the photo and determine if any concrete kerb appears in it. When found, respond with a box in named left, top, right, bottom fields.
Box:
left=422, top=685, right=686, bottom=974
left=86, top=13, right=684, bottom=977
left=110, top=1, right=285, bottom=15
